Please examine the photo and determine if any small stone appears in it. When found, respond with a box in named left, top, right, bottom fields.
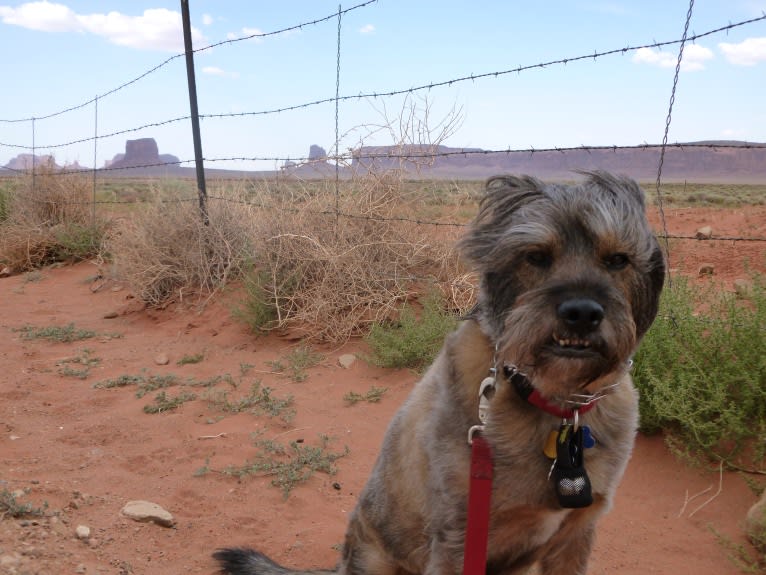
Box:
left=154, top=353, right=170, bottom=366
left=338, top=354, right=356, bottom=369
left=733, top=278, right=753, bottom=299
left=694, top=225, right=713, bottom=240
left=698, top=263, right=715, bottom=276
left=103, top=311, right=119, bottom=319
left=0, top=266, right=11, bottom=278
left=121, top=500, right=175, bottom=527
left=75, top=525, right=91, bottom=540
left=746, top=491, right=766, bottom=552
left=75, top=564, right=87, bottom=574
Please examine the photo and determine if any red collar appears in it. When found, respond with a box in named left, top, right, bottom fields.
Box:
left=504, top=364, right=600, bottom=419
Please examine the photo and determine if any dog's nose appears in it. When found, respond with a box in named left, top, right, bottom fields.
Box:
left=557, top=298, right=604, bottom=333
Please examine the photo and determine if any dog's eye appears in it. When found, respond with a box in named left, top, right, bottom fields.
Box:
left=525, top=250, right=552, bottom=268
left=604, top=253, right=630, bottom=271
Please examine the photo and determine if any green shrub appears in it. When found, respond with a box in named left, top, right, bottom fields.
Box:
left=52, top=222, right=107, bottom=262
left=0, top=184, right=9, bottom=223
left=232, top=267, right=279, bottom=333
left=633, top=275, right=766, bottom=468
left=365, top=292, right=458, bottom=371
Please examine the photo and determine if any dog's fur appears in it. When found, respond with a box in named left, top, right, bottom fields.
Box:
left=215, top=172, right=666, bottom=575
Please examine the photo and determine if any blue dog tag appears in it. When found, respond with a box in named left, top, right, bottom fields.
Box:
left=582, top=425, right=596, bottom=448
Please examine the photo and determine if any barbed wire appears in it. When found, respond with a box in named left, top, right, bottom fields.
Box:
left=0, top=0, right=378, bottom=125
left=2, top=13, right=763, bottom=153
left=5, top=140, right=766, bottom=172
left=198, top=15, right=766, bottom=121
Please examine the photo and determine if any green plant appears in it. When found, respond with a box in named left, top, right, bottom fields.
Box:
left=142, top=390, right=197, bottom=414
left=58, top=348, right=101, bottom=379
left=52, top=222, right=107, bottom=262
left=344, top=386, right=388, bottom=405
left=366, top=292, right=457, bottom=371
left=232, top=267, right=279, bottom=333
left=0, top=184, right=9, bottom=223
left=205, top=381, right=294, bottom=423
left=269, top=344, right=324, bottom=382
left=223, top=435, right=348, bottom=499
left=16, top=323, right=97, bottom=343
left=177, top=353, right=204, bottom=365
left=0, top=488, right=48, bottom=519
left=633, top=274, right=766, bottom=469
left=711, top=526, right=765, bottom=574
left=93, top=373, right=182, bottom=396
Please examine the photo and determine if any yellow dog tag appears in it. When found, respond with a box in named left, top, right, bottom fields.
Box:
left=544, top=429, right=558, bottom=459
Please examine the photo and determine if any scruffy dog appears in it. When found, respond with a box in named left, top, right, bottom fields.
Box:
left=214, top=171, right=666, bottom=575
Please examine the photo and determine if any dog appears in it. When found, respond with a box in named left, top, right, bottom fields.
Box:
left=214, top=171, right=666, bottom=575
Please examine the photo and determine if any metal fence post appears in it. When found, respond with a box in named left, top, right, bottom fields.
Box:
left=180, top=0, right=209, bottom=225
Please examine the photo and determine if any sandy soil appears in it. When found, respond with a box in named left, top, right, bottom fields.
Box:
left=0, top=205, right=764, bottom=575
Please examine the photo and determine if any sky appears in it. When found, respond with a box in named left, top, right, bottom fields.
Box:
left=0, top=0, right=765, bottom=171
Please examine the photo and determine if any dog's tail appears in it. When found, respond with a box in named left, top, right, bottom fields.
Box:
left=213, top=548, right=337, bottom=575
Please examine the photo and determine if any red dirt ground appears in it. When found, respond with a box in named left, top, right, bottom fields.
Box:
left=1, top=205, right=764, bottom=575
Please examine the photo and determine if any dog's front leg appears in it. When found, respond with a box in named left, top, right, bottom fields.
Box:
left=537, top=518, right=595, bottom=575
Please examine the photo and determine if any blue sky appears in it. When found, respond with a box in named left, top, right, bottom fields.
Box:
left=1, top=1, right=765, bottom=171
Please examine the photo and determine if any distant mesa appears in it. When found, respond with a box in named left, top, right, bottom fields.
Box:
left=309, top=145, right=327, bottom=161
left=105, top=138, right=180, bottom=170
left=4, top=153, right=59, bottom=170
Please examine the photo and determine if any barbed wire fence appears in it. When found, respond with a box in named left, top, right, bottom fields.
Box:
left=0, top=2, right=764, bottom=252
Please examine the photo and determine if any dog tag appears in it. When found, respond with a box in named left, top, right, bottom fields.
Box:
left=552, top=424, right=593, bottom=508
left=543, top=429, right=558, bottom=459
left=582, top=425, right=596, bottom=449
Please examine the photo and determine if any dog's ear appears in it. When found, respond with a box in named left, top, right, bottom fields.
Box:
left=634, top=241, right=667, bottom=340
left=580, top=170, right=647, bottom=210
left=458, top=175, right=544, bottom=265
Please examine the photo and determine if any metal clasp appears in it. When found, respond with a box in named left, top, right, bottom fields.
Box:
left=468, top=371, right=496, bottom=444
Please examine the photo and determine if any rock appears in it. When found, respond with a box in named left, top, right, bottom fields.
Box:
left=733, top=278, right=753, bottom=299
left=154, top=353, right=170, bottom=366
left=75, top=525, right=90, bottom=540
left=309, top=144, right=327, bottom=161
left=338, top=354, right=356, bottom=369
left=121, top=500, right=175, bottom=527
left=106, top=138, right=181, bottom=170
left=694, top=225, right=713, bottom=240
left=698, top=263, right=715, bottom=276
left=745, top=490, right=766, bottom=552
left=0, top=266, right=11, bottom=277
left=103, top=311, right=119, bottom=319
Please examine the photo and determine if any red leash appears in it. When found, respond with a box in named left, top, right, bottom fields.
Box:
left=463, top=432, right=493, bottom=575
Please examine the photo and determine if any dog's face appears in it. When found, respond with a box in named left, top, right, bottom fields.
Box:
left=459, top=171, right=665, bottom=399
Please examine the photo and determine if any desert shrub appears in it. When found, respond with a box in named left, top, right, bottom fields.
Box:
left=0, top=164, right=106, bottom=270
left=108, top=190, right=258, bottom=306
left=633, top=274, right=766, bottom=469
left=237, top=174, right=464, bottom=342
left=365, top=291, right=458, bottom=371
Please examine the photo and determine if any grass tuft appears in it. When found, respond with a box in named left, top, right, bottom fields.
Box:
left=222, top=434, right=348, bottom=499
left=344, top=386, right=388, bottom=405
left=16, top=323, right=97, bottom=343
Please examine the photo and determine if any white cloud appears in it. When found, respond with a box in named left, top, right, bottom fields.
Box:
left=202, top=13, right=213, bottom=26
left=0, top=1, right=77, bottom=31
left=632, top=43, right=713, bottom=71
left=0, top=1, right=205, bottom=52
left=359, top=23, right=375, bottom=34
left=202, top=65, right=239, bottom=79
left=719, top=37, right=766, bottom=66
